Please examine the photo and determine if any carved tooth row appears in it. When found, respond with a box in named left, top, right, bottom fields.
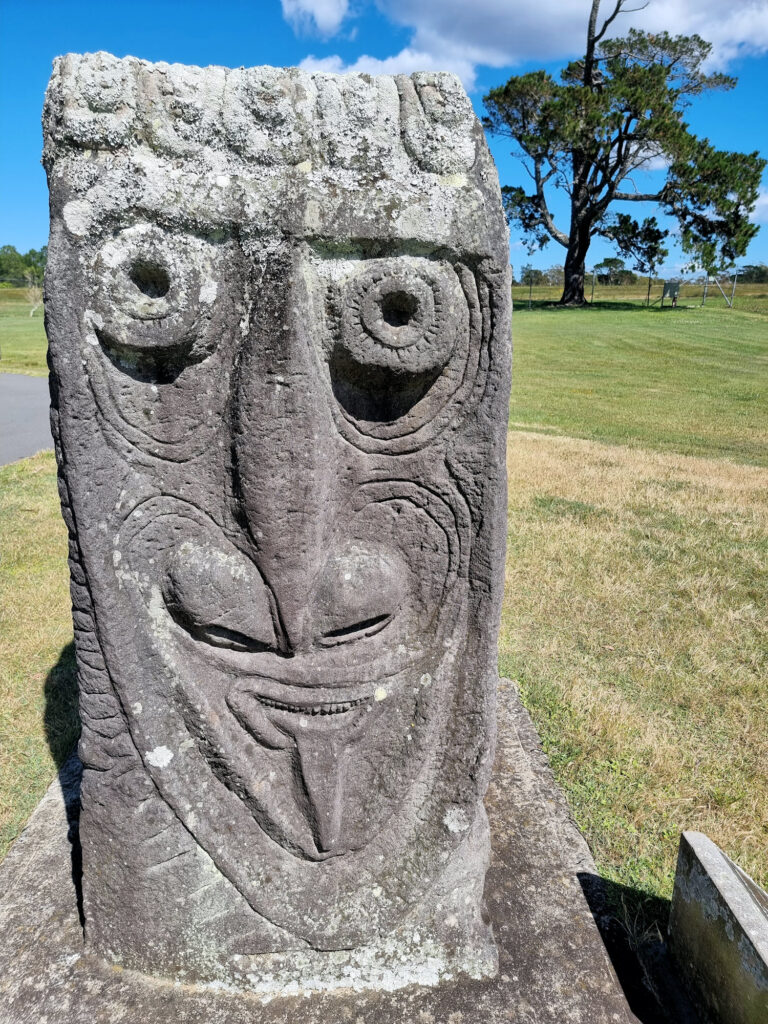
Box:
left=255, top=694, right=370, bottom=716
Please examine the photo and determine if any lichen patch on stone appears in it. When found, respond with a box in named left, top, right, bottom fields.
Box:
left=145, top=745, right=174, bottom=768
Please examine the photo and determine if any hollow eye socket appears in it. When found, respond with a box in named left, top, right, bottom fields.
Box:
left=128, top=259, right=171, bottom=299
left=380, top=290, right=418, bottom=328
left=329, top=266, right=459, bottom=425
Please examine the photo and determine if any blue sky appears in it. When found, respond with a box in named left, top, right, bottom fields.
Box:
left=2, top=0, right=767, bottom=275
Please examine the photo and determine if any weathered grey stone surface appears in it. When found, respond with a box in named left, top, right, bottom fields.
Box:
left=43, top=53, right=511, bottom=989
left=0, top=682, right=638, bottom=1022
left=669, top=831, right=768, bottom=1024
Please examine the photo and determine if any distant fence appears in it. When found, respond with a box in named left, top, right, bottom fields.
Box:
left=511, top=279, right=768, bottom=310
left=0, top=275, right=43, bottom=288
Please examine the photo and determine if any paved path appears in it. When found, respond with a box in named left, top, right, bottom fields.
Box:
left=0, top=374, right=54, bottom=467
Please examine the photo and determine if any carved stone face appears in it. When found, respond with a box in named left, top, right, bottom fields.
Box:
left=44, top=54, right=511, bottom=985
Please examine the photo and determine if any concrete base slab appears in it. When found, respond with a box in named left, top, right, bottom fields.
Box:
left=0, top=680, right=638, bottom=1023
left=669, top=831, right=768, bottom=1024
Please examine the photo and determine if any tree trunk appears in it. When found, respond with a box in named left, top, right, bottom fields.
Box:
left=560, top=223, right=591, bottom=305
left=558, top=5, right=606, bottom=307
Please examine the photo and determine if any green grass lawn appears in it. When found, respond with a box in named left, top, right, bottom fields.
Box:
left=0, top=454, right=76, bottom=858
left=511, top=303, right=768, bottom=466
left=512, top=279, right=768, bottom=316
left=1, top=287, right=767, bottom=952
left=0, top=289, right=47, bottom=375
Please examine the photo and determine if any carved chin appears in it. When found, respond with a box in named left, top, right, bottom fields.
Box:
left=188, top=658, right=446, bottom=861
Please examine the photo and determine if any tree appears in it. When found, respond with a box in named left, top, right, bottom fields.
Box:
left=0, top=245, right=27, bottom=284
left=543, top=264, right=565, bottom=287
left=483, top=0, right=766, bottom=305
left=24, top=270, right=43, bottom=318
left=593, top=256, right=638, bottom=285
left=604, top=213, right=668, bottom=304
left=23, top=246, right=47, bottom=283
left=519, top=265, right=545, bottom=286
left=738, top=263, right=768, bottom=284
left=594, top=256, right=625, bottom=286
left=0, top=244, right=47, bottom=285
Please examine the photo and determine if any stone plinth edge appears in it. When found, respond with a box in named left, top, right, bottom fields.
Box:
left=0, top=681, right=638, bottom=1023
left=669, top=831, right=768, bottom=1024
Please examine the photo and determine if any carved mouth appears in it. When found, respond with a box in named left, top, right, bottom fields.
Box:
left=255, top=694, right=371, bottom=716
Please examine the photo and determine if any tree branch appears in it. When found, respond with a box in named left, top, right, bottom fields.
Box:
left=594, top=0, right=648, bottom=45
left=533, top=157, right=570, bottom=245
left=613, top=190, right=662, bottom=201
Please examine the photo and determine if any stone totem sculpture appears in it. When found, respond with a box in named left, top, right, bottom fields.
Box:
left=43, top=53, right=512, bottom=993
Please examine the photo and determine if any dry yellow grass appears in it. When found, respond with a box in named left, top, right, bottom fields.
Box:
left=0, top=451, right=75, bottom=858
left=2, top=437, right=767, bottom=922
left=501, top=430, right=768, bottom=901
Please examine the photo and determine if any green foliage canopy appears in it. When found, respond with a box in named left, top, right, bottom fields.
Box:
left=483, top=0, right=766, bottom=303
left=0, top=245, right=47, bottom=285
left=738, top=264, right=768, bottom=284
left=593, top=255, right=638, bottom=285
left=604, top=213, right=668, bottom=276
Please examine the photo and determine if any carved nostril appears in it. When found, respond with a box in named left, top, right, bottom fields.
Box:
left=312, top=543, right=406, bottom=649
left=319, top=613, right=392, bottom=647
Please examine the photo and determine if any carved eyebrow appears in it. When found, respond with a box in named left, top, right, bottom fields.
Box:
left=82, top=212, right=236, bottom=245
left=307, top=239, right=462, bottom=262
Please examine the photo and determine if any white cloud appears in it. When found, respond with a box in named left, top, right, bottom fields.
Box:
left=633, top=151, right=671, bottom=174
left=378, top=0, right=768, bottom=70
left=281, top=0, right=349, bottom=36
left=377, top=0, right=586, bottom=72
left=299, top=45, right=477, bottom=89
left=631, top=0, right=768, bottom=68
left=288, top=0, right=768, bottom=90
left=752, top=189, right=768, bottom=224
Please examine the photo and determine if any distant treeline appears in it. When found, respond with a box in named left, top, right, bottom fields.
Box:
left=513, top=259, right=768, bottom=287
left=737, top=264, right=768, bottom=283
left=513, top=260, right=641, bottom=287
left=0, top=245, right=48, bottom=286
left=3, top=243, right=766, bottom=290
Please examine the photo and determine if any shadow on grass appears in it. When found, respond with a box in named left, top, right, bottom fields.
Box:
left=578, top=873, right=700, bottom=1024
left=43, top=641, right=84, bottom=927
left=43, top=641, right=80, bottom=769
left=512, top=299, right=685, bottom=313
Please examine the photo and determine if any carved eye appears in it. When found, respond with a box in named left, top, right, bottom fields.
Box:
left=87, top=225, right=221, bottom=380
left=95, top=225, right=187, bottom=325
left=330, top=261, right=462, bottom=425
left=379, top=290, right=418, bottom=328
left=128, top=258, right=171, bottom=299
left=358, top=274, right=436, bottom=354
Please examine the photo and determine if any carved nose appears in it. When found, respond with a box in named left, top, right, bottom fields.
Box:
left=231, top=252, right=345, bottom=652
